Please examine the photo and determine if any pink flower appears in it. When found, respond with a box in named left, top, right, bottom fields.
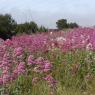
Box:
left=14, top=47, right=23, bottom=56
left=13, top=62, right=25, bottom=77
left=18, top=62, right=25, bottom=74
left=44, top=61, right=52, bottom=72
left=2, top=69, right=9, bottom=75
left=3, top=74, right=10, bottom=84
left=4, top=39, right=13, bottom=46
left=28, top=55, right=34, bottom=65
left=34, top=58, right=52, bottom=73
left=44, top=75, right=57, bottom=86
left=2, top=53, right=12, bottom=67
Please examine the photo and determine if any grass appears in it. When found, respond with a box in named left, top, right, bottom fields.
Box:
left=1, top=48, right=95, bottom=95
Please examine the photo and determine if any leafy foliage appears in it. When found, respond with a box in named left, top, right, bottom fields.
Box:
left=56, top=19, right=68, bottom=29
left=15, top=21, right=38, bottom=34
left=0, top=14, right=17, bottom=40
left=56, top=19, right=79, bottom=29
left=38, top=26, right=48, bottom=33
left=0, top=14, right=48, bottom=39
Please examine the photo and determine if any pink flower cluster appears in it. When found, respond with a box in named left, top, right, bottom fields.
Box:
left=61, top=28, right=95, bottom=51
left=13, top=62, right=25, bottom=79
left=48, top=28, right=95, bottom=52
left=28, top=55, right=34, bottom=65
left=33, top=57, right=52, bottom=73
left=0, top=42, right=52, bottom=85
left=1, top=28, right=95, bottom=53
left=0, top=27, right=95, bottom=86
left=44, top=75, right=57, bottom=87
left=14, top=47, right=24, bottom=57
left=11, top=34, right=49, bottom=53
left=28, top=56, right=52, bottom=73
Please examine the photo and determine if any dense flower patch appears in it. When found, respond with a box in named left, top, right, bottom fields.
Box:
left=0, top=28, right=95, bottom=95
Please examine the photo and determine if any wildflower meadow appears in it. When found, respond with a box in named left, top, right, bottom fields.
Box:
left=0, top=28, right=95, bottom=95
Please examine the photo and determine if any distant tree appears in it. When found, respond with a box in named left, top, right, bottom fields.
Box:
left=15, top=21, right=38, bottom=34
left=15, top=24, right=25, bottom=34
left=56, top=19, right=79, bottom=30
left=0, top=14, right=17, bottom=40
left=29, top=21, right=38, bottom=33
left=38, top=26, right=48, bottom=33
left=68, top=22, right=79, bottom=28
left=56, top=19, right=68, bottom=29
left=22, top=22, right=38, bottom=34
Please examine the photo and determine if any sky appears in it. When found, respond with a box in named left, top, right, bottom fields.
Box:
left=0, top=0, right=95, bottom=28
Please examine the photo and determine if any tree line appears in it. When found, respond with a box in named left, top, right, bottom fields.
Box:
left=0, top=14, right=48, bottom=40
left=56, top=19, right=79, bottom=30
left=0, top=14, right=79, bottom=40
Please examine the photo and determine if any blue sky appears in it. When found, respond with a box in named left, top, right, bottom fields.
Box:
left=0, top=0, right=95, bottom=28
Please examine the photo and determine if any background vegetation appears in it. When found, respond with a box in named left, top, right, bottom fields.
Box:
left=0, top=14, right=79, bottom=40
